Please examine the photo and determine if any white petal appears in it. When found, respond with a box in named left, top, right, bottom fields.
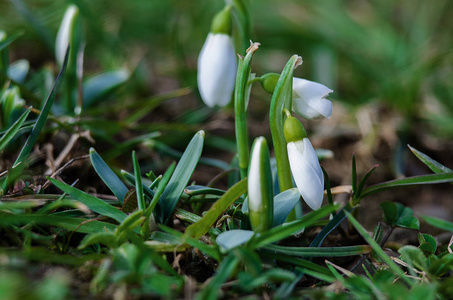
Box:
left=56, top=5, right=78, bottom=65
left=197, top=33, right=237, bottom=107
left=292, top=77, right=333, bottom=119
left=287, top=140, right=324, bottom=210
left=248, top=139, right=263, bottom=213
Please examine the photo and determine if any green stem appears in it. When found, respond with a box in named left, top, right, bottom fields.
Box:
left=269, top=55, right=301, bottom=193
left=234, top=42, right=259, bottom=180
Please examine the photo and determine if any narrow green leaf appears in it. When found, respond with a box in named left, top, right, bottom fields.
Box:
left=251, top=205, right=336, bottom=249
left=161, top=130, right=204, bottom=224
left=0, top=31, right=23, bottom=52
left=0, top=107, right=31, bottom=152
left=272, top=188, right=301, bottom=227
left=263, top=244, right=372, bottom=257
left=345, top=211, right=414, bottom=286
left=408, top=145, right=453, bottom=173
left=174, top=207, right=221, bottom=236
left=420, top=215, right=453, bottom=231
left=0, top=214, right=117, bottom=234
left=78, top=232, right=117, bottom=249
left=310, top=203, right=354, bottom=247
left=185, top=178, right=247, bottom=239
left=195, top=252, right=239, bottom=300
left=355, top=164, right=379, bottom=200
left=184, top=185, right=225, bottom=196
left=50, top=178, right=127, bottom=223
left=146, top=162, right=175, bottom=222
left=89, top=148, right=129, bottom=204
left=351, top=154, right=357, bottom=195
left=132, top=151, right=145, bottom=211
left=216, top=229, right=255, bottom=252
left=82, top=69, right=130, bottom=108
left=361, top=173, right=453, bottom=198
left=13, top=46, right=69, bottom=167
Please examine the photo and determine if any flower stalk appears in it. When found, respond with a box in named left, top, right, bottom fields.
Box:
left=234, top=41, right=260, bottom=179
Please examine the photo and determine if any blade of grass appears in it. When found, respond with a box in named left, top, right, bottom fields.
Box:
left=89, top=148, right=129, bottom=204
left=49, top=178, right=127, bottom=223
left=262, top=244, right=371, bottom=257
left=0, top=107, right=31, bottom=152
left=0, top=214, right=117, bottom=234
left=0, top=31, right=24, bottom=52
left=360, top=173, right=453, bottom=198
left=251, top=205, right=337, bottom=249
left=132, top=151, right=145, bottom=211
left=160, top=130, right=204, bottom=224
left=345, top=211, right=414, bottom=286
left=13, top=46, right=69, bottom=167
left=408, top=145, right=453, bottom=173
left=420, top=215, right=453, bottom=231
left=184, top=178, right=247, bottom=239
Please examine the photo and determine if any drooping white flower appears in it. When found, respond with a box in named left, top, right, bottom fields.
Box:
left=197, top=5, right=236, bottom=108
left=197, top=33, right=237, bottom=108
left=292, top=77, right=333, bottom=119
left=284, top=116, right=324, bottom=210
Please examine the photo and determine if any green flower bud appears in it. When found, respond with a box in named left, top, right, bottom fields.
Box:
left=211, top=5, right=233, bottom=35
left=284, top=116, right=307, bottom=143
left=259, top=73, right=280, bottom=94
left=0, top=86, right=25, bottom=127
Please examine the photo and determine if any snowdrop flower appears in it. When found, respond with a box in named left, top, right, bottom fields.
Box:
left=197, top=6, right=237, bottom=107
left=292, top=77, right=333, bottom=119
left=259, top=73, right=333, bottom=119
left=55, top=5, right=81, bottom=66
left=284, top=116, right=324, bottom=210
left=248, top=137, right=273, bottom=232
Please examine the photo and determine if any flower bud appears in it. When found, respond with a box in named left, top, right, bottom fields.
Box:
left=248, top=137, right=273, bottom=232
left=55, top=4, right=81, bottom=66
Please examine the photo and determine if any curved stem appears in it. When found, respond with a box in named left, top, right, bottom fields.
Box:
left=234, top=42, right=260, bottom=179
left=269, top=55, right=301, bottom=192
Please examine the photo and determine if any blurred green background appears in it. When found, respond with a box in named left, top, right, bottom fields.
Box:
left=1, top=0, right=453, bottom=164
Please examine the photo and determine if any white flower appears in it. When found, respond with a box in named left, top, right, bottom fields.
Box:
left=292, top=77, right=333, bottom=119
left=55, top=5, right=80, bottom=65
left=287, top=138, right=324, bottom=210
left=197, top=33, right=237, bottom=107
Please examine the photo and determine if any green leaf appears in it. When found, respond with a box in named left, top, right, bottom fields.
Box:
left=184, top=185, right=225, bottom=196
left=355, top=164, right=379, bottom=201
left=399, top=245, right=428, bottom=272
left=251, top=205, right=336, bottom=249
left=132, top=151, right=145, bottom=211
left=418, top=233, right=437, bottom=253
left=184, top=178, right=247, bottom=239
left=310, top=203, right=354, bottom=247
left=82, top=69, right=130, bottom=108
left=160, top=130, right=204, bottom=224
left=428, top=253, right=453, bottom=276
left=0, top=108, right=31, bottom=152
left=0, top=31, right=23, bottom=52
left=89, top=148, right=129, bottom=204
left=13, top=46, right=69, bottom=168
left=408, top=145, right=453, bottom=173
left=0, top=214, right=116, bottom=234
left=272, top=188, right=301, bottom=227
left=50, top=178, right=127, bottom=223
left=345, top=211, right=414, bottom=286
left=361, top=173, right=453, bottom=198
left=262, top=244, right=372, bottom=257
left=420, top=215, right=453, bottom=231
left=380, top=201, right=398, bottom=225
left=78, top=232, right=117, bottom=249
left=395, top=216, right=419, bottom=230
left=351, top=154, right=357, bottom=195
left=216, top=229, right=255, bottom=252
